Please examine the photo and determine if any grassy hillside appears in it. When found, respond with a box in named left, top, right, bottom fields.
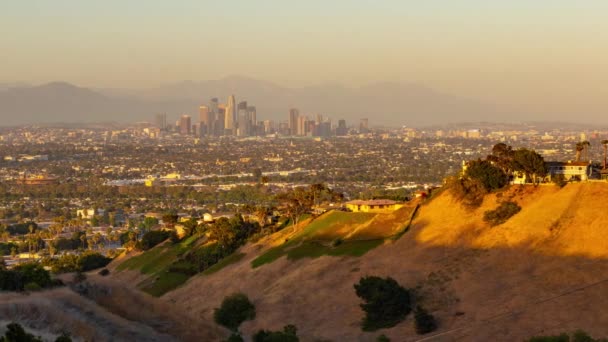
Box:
left=160, top=183, right=608, bottom=342
left=115, top=235, right=201, bottom=296
left=252, top=207, right=415, bottom=268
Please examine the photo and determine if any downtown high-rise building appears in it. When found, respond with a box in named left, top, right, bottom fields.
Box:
left=225, top=95, right=236, bottom=134
left=155, top=113, right=167, bottom=131
left=289, top=108, right=299, bottom=136
left=360, top=118, right=369, bottom=134
left=336, top=119, right=348, bottom=136
left=199, top=105, right=213, bottom=136
left=237, top=101, right=249, bottom=137
left=179, top=115, right=192, bottom=135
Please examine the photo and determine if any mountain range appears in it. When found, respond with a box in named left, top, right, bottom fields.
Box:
left=0, top=76, right=513, bottom=127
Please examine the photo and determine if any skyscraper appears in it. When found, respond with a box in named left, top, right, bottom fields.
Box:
left=289, top=108, right=299, bottom=136
left=199, top=105, right=212, bottom=136
left=336, top=119, right=347, bottom=136
left=179, top=115, right=191, bottom=135
left=247, top=106, right=257, bottom=135
left=155, top=113, right=167, bottom=131
left=237, top=101, right=249, bottom=136
left=360, top=118, right=369, bottom=134
left=225, top=95, right=236, bottom=134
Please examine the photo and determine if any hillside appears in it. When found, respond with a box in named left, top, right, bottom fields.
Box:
left=154, top=183, right=608, bottom=341
left=15, top=183, right=608, bottom=341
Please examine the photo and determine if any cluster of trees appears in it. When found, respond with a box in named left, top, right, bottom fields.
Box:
left=214, top=293, right=299, bottom=342
left=0, top=263, right=57, bottom=291
left=354, top=276, right=436, bottom=335
left=277, top=183, right=343, bottom=226
left=451, top=143, right=546, bottom=207
left=483, top=201, right=522, bottom=226
left=184, top=215, right=260, bottom=273
left=42, top=252, right=112, bottom=274
left=0, top=323, right=72, bottom=342
left=527, top=329, right=607, bottom=342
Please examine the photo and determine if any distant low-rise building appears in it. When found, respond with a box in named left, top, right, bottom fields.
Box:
left=345, top=199, right=405, bottom=213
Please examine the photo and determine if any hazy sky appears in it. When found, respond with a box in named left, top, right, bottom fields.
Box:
left=2, top=0, right=608, bottom=117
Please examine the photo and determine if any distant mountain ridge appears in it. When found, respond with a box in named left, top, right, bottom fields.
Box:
left=0, top=76, right=512, bottom=126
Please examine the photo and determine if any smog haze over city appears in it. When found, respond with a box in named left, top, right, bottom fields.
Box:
left=2, top=1, right=608, bottom=126
left=2, top=2, right=608, bottom=342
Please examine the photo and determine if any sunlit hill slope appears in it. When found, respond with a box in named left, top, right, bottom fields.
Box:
left=113, top=182, right=608, bottom=341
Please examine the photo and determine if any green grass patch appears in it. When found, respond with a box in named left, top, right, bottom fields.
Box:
left=116, top=236, right=199, bottom=274
left=251, top=211, right=385, bottom=269
left=202, top=252, right=246, bottom=275
left=251, top=244, right=291, bottom=268
left=140, top=271, right=191, bottom=297
left=287, top=239, right=384, bottom=260
left=302, top=211, right=376, bottom=239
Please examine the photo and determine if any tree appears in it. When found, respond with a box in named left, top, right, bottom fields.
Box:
left=511, top=148, right=547, bottom=184
left=413, top=306, right=437, bottom=335
left=575, top=142, right=585, bottom=162
left=354, top=276, right=412, bottom=331
left=253, top=325, right=299, bottom=342
left=0, top=322, right=43, bottom=342
left=464, top=160, right=507, bottom=191
left=214, top=293, right=256, bottom=332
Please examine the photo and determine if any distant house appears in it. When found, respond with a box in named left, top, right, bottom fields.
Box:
left=77, top=208, right=97, bottom=220
left=345, top=199, right=405, bottom=213
left=509, top=161, right=595, bottom=184
left=546, top=161, right=593, bottom=182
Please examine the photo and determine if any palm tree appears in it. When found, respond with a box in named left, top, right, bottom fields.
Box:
left=582, top=141, right=591, bottom=162
left=575, top=142, right=584, bottom=162
left=601, top=140, right=608, bottom=169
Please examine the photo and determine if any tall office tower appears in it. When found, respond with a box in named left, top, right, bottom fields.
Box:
left=208, top=98, right=219, bottom=136
left=215, top=108, right=226, bottom=136
left=225, top=95, right=236, bottom=134
left=199, top=105, right=212, bottom=136
left=360, top=118, right=369, bottom=134
left=297, top=115, right=307, bottom=136
left=289, top=108, right=299, bottom=135
left=155, top=113, right=167, bottom=130
left=237, top=101, right=249, bottom=136
left=319, top=121, right=331, bottom=137
left=315, top=114, right=323, bottom=125
left=209, top=98, right=219, bottom=114
left=179, top=115, right=192, bottom=135
left=247, top=106, right=257, bottom=135
left=263, top=120, right=273, bottom=134
left=336, top=119, right=348, bottom=136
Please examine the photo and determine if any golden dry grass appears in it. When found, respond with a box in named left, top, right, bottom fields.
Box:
left=163, top=183, right=608, bottom=341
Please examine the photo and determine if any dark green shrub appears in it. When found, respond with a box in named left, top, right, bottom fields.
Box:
left=465, top=159, right=508, bottom=191
left=79, top=253, right=112, bottom=272
left=44, top=252, right=112, bottom=273
left=214, top=293, right=256, bottom=331
left=253, top=325, right=299, bottom=342
left=98, top=268, right=110, bottom=276
left=414, top=306, right=437, bottom=335
left=376, top=335, right=390, bottom=342
left=483, top=201, right=521, bottom=226
left=139, top=230, right=171, bottom=250
left=526, top=330, right=608, bottom=342
left=54, top=332, right=73, bottom=342
left=1, top=322, right=43, bottom=342
left=23, top=282, right=42, bottom=292
left=354, top=276, right=411, bottom=331
left=0, top=263, right=53, bottom=291
left=224, top=333, right=244, bottom=342
left=553, top=174, right=568, bottom=188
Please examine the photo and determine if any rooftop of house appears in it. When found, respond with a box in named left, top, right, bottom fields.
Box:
left=345, top=199, right=398, bottom=206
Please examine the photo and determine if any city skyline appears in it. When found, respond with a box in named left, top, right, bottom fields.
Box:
left=2, top=1, right=608, bottom=124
